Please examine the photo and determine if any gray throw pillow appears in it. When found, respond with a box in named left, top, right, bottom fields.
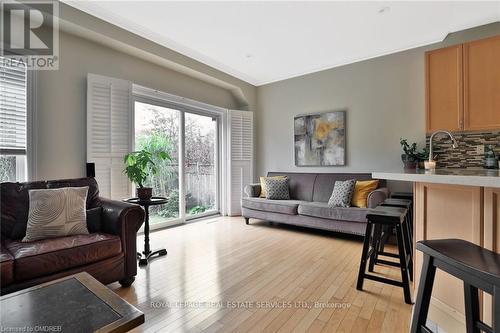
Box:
left=23, top=186, right=90, bottom=242
left=264, top=177, right=290, bottom=200
left=328, top=179, right=356, bottom=208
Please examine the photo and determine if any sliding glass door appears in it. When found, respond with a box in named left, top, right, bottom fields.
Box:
left=134, top=101, right=181, bottom=226
left=134, top=100, right=220, bottom=229
left=185, top=112, right=218, bottom=218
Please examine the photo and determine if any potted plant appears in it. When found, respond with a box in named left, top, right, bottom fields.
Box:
left=400, top=138, right=418, bottom=169
left=123, top=148, right=170, bottom=200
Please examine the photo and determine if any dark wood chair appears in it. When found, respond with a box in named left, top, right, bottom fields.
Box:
left=356, top=207, right=412, bottom=304
left=411, top=239, right=500, bottom=333
left=369, top=206, right=414, bottom=281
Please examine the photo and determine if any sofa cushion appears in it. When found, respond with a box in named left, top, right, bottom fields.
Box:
left=259, top=176, right=286, bottom=198
left=298, top=202, right=370, bottom=223
left=23, top=187, right=90, bottom=242
left=264, top=177, right=290, bottom=200
left=0, top=245, right=14, bottom=287
left=1, top=177, right=100, bottom=240
left=267, top=172, right=317, bottom=201
left=327, top=179, right=356, bottom=208
left=1, top=181, right=47, bottom=240
left=313, top=173, right=375, bottom=202
left=5, top=233, right=122, bottom=281
left=47, top=177, right=100, bottom=209
left=242, top=197, right=305, bottom=215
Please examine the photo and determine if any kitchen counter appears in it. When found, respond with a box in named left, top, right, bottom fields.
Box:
left=373, top=168, right=500, bottom=332
left=373, top=168, right=500, bottom=188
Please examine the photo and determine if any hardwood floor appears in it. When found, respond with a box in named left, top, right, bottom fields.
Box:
left=109, top=217, right=412, bottom=333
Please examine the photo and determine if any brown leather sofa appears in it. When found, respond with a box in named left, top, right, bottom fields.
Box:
left=0, top=177, right=145, bottom=295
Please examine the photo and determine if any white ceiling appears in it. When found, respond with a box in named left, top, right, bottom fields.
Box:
left=65, top=1, right=500, bottom=86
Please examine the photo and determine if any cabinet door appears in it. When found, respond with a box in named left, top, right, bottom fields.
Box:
left=464, top=35, right=500, bottom=131
left=483, top=187, right=500, bottom=326
left=414, top=183, right=483, bottom=332
left=425, top=45, right=463, bottom=133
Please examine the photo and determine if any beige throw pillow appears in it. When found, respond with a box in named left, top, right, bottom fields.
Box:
left=23, top=186, right=90, bottom=242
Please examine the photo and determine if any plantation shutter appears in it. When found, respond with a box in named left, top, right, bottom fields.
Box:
left=87, top=74, right=132, bottom=200
left=0, top=58, right=27, bottom=155
left=227, top=110, right=253, bottom=216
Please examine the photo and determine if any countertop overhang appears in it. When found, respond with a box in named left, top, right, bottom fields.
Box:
left=372, top=169, right=500, bottom=188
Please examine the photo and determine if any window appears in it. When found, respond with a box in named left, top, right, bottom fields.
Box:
left=134, top=101, right=181, bottom=224
left=0, top=57, right=28, bottom=182
left=134, top=100, right=221, bottom=228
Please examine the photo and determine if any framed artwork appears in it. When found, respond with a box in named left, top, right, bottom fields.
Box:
left=294, top=110, right=346, bottom=166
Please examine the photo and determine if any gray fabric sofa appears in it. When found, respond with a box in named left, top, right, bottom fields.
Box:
left=242, top=172, right=388, bottom=236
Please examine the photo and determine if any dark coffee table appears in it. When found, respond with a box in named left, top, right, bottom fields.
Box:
left=0, top=272, right=144, bottom=333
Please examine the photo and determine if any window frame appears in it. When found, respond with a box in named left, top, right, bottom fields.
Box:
left=132, top=85, right=225, bottom=231
left=0, top=57, right=36, bottom=182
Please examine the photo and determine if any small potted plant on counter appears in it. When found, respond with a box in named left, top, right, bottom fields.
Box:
left=123, top=148, right=171, bottom=200
left=400, top=138, right=419, bottom=169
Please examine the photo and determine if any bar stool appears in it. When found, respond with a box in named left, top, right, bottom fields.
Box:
left=411, top=239, right=500, bottom=333
left=356, top=207, right=412, bottom=304
left=380, top=198, right=413, bottom=249
left=390, top=191, right=413, bottom=201
left=369, top=206, right=413, bottom=281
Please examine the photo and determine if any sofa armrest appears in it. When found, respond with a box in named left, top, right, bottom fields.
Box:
left=367, top=187, right=389, bottom=208
left=244, top=183, right=262, bottom=198
left=100, top=198, right=145, bottom=279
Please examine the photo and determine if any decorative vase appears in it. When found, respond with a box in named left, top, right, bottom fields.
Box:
left=401, top=154, right=417, bottom=170
left=137, top=187, right=153, bottom=201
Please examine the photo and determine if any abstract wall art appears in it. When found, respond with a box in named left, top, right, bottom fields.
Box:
left=294, top=111, right=346, bottom=166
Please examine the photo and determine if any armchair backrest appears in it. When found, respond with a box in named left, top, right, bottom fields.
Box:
left=1, top=177, right=100, bottom=240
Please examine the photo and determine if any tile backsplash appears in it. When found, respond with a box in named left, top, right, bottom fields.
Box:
left=426, top=131, right=500, bottom=169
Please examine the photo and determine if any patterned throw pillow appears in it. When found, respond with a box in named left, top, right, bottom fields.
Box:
left=259, top=175, right=287, bottom=198
left=264, top=177, right=290, bottom=200
left=328, top=180, right=356, bottom=208
left=23, top=187, right=90, bottom=242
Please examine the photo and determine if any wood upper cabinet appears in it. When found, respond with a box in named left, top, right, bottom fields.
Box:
left=463, top=35, right=500, bottom=131
left=425, top=35, right=500, bottom=133
left=425, top=45, right=463, bottom=133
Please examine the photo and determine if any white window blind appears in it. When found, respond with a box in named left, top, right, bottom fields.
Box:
left=0, top=58, right=27, bottom=155
left=227, top=110, right=253, bottom=216
left=87, top=74, right=132, bottom=200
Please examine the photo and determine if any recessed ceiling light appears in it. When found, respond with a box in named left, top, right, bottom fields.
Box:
left=378, top=6, right=391, bottom=14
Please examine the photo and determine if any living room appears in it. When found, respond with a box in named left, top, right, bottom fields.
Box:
left=1, top=1, right=500, bottom=332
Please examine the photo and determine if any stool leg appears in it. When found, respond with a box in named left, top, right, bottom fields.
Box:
left=369, top=224, right=382, bottom=272
left=463, top=283, right=480, bottom=333
left=357, top=221, right=374, bottom=291
left=395, top=223, right=412, bottom=304
left=402, top=218, right=414, bottom=281
left=410, top=254, right=436, bottom=333
left=492, top=286, right=500, bottom=333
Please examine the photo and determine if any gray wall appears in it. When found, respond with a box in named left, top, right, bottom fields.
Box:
left=35, top=31, right=253, bottom=180
left=256, top=23, right=500, bottom=190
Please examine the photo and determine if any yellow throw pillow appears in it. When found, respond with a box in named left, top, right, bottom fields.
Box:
left=260, top=176, right=287, bottom=198
left=351, top=180, right=379, bottom=208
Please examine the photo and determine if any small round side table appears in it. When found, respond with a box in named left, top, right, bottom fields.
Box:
left=124, top=196, right=168, bottom=266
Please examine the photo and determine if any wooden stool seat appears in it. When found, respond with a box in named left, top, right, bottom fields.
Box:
left=417, top=239, right=500, bottom=290
left=371, top=206, right=414, bottom=281
left=382, top=198, right=412, bottom=207
left=390, top=192, right=413, bottom=200
left=411, top=239, right=500, bottom=333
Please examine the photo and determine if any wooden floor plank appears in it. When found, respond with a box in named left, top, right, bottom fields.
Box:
left=109, top=217, right=412, bottom=332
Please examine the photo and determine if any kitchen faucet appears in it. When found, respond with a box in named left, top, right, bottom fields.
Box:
left=426, top=130, right=459, bottom=169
